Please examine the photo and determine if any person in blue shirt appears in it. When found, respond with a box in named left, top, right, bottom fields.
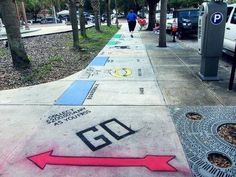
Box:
left=127, top=9, right=137, bottom=38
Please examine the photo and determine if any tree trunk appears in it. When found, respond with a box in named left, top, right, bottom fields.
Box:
left=146, top=1, right=157, bottom=31
left=20, top=1, right=30, bottom=30
left=0, top=0, right=30, bottom=69
left=15, top=1, right=20, bottom=20
left=159, top=0, right=167, bottom=47
left=91, top=0, right=101, bottom=31
left=94, top=11, right=100, bottom=31
left=114, top=0, right=119, bottom=28
left=52, top=5, right=57, bottom=24
left=69, top=0, right=80, bottom=49
left=106, top=0, right=111, bottom=27
left=78, top=1, right=87, bottom=38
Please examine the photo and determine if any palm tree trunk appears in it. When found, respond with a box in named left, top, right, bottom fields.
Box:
left=146, top=2, right=157, bottom=31
left=52, top=5, right=57, bottom=24
left=77, top=0, right=87, bottom=38
left=68, top=0, right=80, bottom=49
left=20, top=1, right=30, bottom=30
left=0, top=0, right=30, bottom=69
left=15, top=1, right=20, bottom=20
left=114, top=0, right=119, bottom=28
left=106, top=0, right=111, bottom=27
left=91, top=0, right=101, bottom=31
left=159, top=0, right=167, bottom=47
left=79, top=6, right=87, bottom=37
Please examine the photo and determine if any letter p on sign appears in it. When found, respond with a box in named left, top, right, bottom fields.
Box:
left=211, top=12, right=223, bottom=25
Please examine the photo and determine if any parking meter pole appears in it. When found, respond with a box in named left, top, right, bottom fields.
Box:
left=228, top=44, right=236, bottom=90
left=198, top=0, right=227, bottom=81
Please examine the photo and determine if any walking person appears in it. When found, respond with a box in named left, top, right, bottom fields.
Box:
left=127, top=9, right=137, bottom=38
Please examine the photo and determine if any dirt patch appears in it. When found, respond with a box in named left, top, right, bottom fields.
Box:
left=0, top=32, right=99, bottom=90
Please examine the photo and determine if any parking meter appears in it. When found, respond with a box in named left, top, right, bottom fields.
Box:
left=198, top=0, right=227, bottom=80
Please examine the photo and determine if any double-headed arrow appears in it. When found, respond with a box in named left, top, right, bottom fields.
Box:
left=28, top=150, right=177, bottom=172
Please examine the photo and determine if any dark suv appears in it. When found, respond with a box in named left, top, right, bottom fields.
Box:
left=173, top=8, right=199, bottom=39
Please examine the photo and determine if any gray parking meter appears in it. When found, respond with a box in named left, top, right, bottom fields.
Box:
left=198, top=0, right=227, bottom=81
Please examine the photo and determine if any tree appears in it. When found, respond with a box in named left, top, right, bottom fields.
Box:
left=106, top=0, right=111, bottom=27
left=159, top=0, right=167, bottom=47
left=24, top=0, right=41, bottom=22
left=91, top=0, right=101, bottom=31
left=146, top=0, right=159, bottom=31
left=68, top=0, right=80, bottom=49
left=40, top=0, right=61, bottom=23
left=0, top=0, right=30, bottom=68
left=114, top=0, right=119, bottom=28
left=77, top=0, right=87, bottom=38
left=20, top=1, right=30, bottom=29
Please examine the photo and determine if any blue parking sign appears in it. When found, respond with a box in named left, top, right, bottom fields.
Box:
left=211, top=12, right=223, bottom=25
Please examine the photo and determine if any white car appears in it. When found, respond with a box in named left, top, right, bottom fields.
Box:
left=223, top=3, right=236, bottom=55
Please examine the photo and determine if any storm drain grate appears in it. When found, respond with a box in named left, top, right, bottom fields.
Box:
left=171, top=107, right=236, bottom=177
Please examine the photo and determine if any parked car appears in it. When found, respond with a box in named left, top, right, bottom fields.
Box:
left=40, top=17, right=60, bottom=24
left=58, top=15, right=69, bottom=23
left=20, top=20, right=33, bottom=25
left=101, top=14, right=107, bottom=22
left=117, top=12, right=125, bottom=18
left=86, top=15, right=95, bottom=23
left=223, top=3, right=236, bottom=55
left=173, top=8, right=199, bottom=39
left=32, top=18, right=42, bottom=24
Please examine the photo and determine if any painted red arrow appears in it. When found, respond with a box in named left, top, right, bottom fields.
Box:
left=28, top=150, right=177, bottom=172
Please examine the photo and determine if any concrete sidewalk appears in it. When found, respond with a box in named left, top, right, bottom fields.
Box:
left=0, top=24, right=235, bottom=177
left=0, top=23, right=94, bottom=40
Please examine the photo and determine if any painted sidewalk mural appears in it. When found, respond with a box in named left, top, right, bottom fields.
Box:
left=0, top=26, right=193, bottom=177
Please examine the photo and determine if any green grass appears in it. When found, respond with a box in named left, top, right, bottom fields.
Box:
left=0, top=48, right=7, bottom=58
left=64, top=25, right=119, bottom=50
left=21, top=55, right=63, bottom=83
left=80, top=25, right=119, bottom=50
left=49, top=55, right=64, bottom=62
left=21, top=64, right=52, bottom=83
